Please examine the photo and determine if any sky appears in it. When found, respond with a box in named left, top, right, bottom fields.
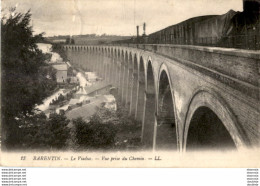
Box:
left=2, top=0, right=243, bottom=36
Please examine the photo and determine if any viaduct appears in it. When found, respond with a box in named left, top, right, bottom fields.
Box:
left=62, top=44, right=260, bottom=152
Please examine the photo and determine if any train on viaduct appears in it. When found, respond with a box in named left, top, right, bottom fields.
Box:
left=114, top=0, right=260, bottom=50
left=60, top=0, right=259, bottom=152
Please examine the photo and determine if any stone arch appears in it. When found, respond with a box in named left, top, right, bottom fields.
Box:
left=114, top=48, right=117, bottom=58
left=118, top=49, right=120, bottom=59
left=121, top=50, right=124, bottom=62
left=108, top=47, right=114, bottom=83
left=114, top=49, right=121, bottom=91
left=122, top=51, right=129, bottom=104
left=111, top=48, right=117, bottom=85
left=142, top=60, right=156, bottom=148
left=108, top=48, right=111, bottom=57
left=125, top=52, right=133, bottom=108
left=156, top=65, right=179, bottom=150
left=136, top=56, right=145, bottom=121
left=129, top=54, right=139, bottom=115
left=128, top=52, right=133, bottom=69
left=119, top=50, right=125, bottom=101
left=183, top=89, right=247, bottom=151
left=112, top=48, right=117, bottom=85
left=125, top=51, right=128, bottom=64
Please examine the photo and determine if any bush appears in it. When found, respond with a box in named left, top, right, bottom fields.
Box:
left=73, top=117, right=117, bottom=149
left=20, top=113, right=70, bottom=150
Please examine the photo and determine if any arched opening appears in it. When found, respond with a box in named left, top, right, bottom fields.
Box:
left=116, top=50, right=121, bottom=94
left=122, top=51, right=129, bottom=104
left=126, top=53, right=133, bottom=109
left=130, top=54, right=138, bottom=115
left=104, top=48, right=109, bottom=81
left=119, top=50, right=125, bottom=100
left=93, top=47, right=98, bottom=73
left=142, top=61, right=156, bottom=147
left=112, top=49, right=117, bottom=84
left=156, top=70, right=177, bottom=150
left=114, top=49, right=117, bottom=58
left=90, top=47, right=95, bottom=71
left=78, top=46, right=85, bottom=70
left=187, top=106, right=236, bottom=151
left=108, top=48, right=114, bottom=83
left=136, top=57, right=145, bottom=121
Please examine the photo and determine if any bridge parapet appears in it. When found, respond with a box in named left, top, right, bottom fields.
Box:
left=118, top=44, right=260, bottom=100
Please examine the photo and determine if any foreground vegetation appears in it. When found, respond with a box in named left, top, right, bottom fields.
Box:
left=1, top=9, right=58, bottom=148
left=12, top=104, right=142, bottom=151
left=70, top=104, right=142, bottom=151
left=1, top=9, right=142, bottom=151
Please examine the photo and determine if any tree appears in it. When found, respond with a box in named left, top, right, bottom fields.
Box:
left=73, top=117, right=117, bottom=149
left=20, top=113, right=70, bottom=150
left=1, top=9, right=57, bottom=148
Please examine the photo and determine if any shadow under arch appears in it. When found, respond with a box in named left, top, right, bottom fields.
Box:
left=142, top=60, right=156, bottom=148
left=119, top=50, right=125, bottom=101
left=129, top=54, right=138, bottom=115
left=122, top=51, right=129, bottom=104
left=156, top=68, right=178, bottom=151
left=183, top=89, right=247, bottom=152
left=136, top=56, right=145, bottom=121
left=125, top=52, right=133, bottom=110
left=112, top=48, right=117, bottom=84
